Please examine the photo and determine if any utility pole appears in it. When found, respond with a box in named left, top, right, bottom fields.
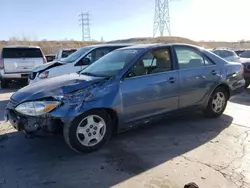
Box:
left=79, top=12, right=91, bottom=41
left=153, top=0, right=171, bottom=37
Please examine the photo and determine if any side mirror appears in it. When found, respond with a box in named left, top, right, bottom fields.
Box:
left=124, top=70, right=134, bottom=79
left=78, top=58, right=90, bottom=66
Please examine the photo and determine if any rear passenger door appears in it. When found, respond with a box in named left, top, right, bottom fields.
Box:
left=174, top=46, right=221, bottom=108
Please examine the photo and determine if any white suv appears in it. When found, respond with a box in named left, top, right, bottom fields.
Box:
left=0, top=46, right=46, bottom=88
left=28, top=44, right=131, bottom=85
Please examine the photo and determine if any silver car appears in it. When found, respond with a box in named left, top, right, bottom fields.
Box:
left=212, top=48, right=240, bottom=62
left=0, top=46, right=46, bottom=88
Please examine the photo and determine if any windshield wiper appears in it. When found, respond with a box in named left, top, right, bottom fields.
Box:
left=80, top=72, right=100, bottom=77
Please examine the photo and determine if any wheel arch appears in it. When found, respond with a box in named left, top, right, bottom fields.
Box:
left=83, top=107, right=119, bottom=135
left=203, top=83, right=230, bottom=108
left=215, top=83, right=230, bottom=100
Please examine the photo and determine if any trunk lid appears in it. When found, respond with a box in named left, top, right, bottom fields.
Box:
left=4, top=57, right=43, bottom=73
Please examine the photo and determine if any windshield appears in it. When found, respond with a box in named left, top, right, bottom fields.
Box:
left=61, top=46, right=93, bottom=63
left=240, top=50, right=250, bottom=58
left=80, top=49, right=141, bottom=77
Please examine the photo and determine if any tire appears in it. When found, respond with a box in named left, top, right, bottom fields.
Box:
left=203, top=87, right=228, bottom=118
left=63, top=110, right=113, bottom=153
left=1, top=79, right=9, bottom=89
left=244, top=82, right=250, bottom=89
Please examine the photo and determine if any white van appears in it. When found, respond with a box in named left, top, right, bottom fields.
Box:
left=28, top=44, right=130, bottom=85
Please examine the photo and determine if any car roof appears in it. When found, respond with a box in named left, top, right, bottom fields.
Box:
left=3, top=45, right=41, bottom=49
left=86, top=43, right=133, bottom=48
left=62, top=48, right=78, bottom=50
left=212, top=48, right=235, bottom=51
left=117, top=43, right=203, bottom=50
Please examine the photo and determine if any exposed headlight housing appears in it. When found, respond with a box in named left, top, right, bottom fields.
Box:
left=38, top=71, right=49, bottom=79
left=15, top=101, right=61, bottom=116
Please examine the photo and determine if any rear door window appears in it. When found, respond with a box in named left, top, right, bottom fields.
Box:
left=174, top=46, right=214, bottom=69
left=61, top=49, right=77, bottom=58
left=2, top=48, right=43, bottom=58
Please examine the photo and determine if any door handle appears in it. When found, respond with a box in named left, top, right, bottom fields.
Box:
left=168, top=77, right=175, bottom=83
left=211, top=70, right=217, bottom=75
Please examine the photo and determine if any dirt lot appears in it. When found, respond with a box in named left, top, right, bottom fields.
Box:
left=0, top=85, right=250, bottom=188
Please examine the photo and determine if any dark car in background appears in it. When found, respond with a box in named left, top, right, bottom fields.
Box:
left=234, top=49, right=245, bottom=56
left=238, top=50, right=250, bottom=88
left=5, top=43, right=245, bottom=153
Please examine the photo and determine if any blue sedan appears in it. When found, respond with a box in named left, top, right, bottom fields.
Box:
left=5, top=43, right=245, bottom=153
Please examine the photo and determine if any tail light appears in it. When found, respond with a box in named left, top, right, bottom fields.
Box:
left=0, top=52, right=4, bottom=69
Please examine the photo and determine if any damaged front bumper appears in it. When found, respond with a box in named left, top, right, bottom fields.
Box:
left=5, top=108, right=63, bottom=137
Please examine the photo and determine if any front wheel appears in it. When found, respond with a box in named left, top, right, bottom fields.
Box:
left=63, top=110, right=113, bottom=153
left=203, top=87, right=228, bottom=118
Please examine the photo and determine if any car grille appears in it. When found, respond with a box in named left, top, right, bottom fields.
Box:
left=29, top=72, right=37, bottom=80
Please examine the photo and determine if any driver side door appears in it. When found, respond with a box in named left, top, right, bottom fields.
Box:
left=120, top=48, right=179, bottom=123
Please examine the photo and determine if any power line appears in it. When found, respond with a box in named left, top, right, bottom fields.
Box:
left=153, top=0, right=171, bottom=37
left=79, top=12, right=91, bottom=41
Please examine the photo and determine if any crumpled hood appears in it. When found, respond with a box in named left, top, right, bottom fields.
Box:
left=11, top=73, right=106, bottom=103
left=32, top=60, right=64, bottom=72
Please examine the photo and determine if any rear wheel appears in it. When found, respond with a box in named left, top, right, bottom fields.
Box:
left=1, top=79, right=9, bottom=89
left=203, top=87, right=228, bottom=118
left=63, top=110, right=113, bottom=153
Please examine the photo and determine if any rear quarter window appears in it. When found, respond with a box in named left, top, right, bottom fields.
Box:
left=2, top=48, right=43, bottom=58
left=222, top=50, right=236, bottom=58
left=61, top=49, right=77, bottom=58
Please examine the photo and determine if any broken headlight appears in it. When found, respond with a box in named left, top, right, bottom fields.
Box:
left=15, top=101, right=61, bottom=116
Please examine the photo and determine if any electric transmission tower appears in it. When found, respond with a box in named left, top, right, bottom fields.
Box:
left=79, top=12, right=91, bottom=41
left=153, top=0, right=171, bottom=37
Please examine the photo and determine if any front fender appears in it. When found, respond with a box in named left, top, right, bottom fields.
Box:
left=49, top=81, right=122, bottom=120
